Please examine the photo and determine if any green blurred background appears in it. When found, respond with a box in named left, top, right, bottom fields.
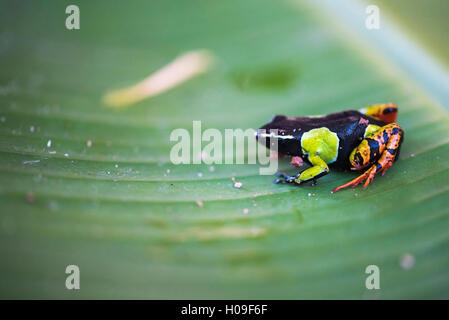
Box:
left=373, top=0, right=449, bottom=68
left=0, top=0, right=448, bottom=299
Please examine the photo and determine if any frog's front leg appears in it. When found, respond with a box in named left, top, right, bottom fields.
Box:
left=332, top=123, right=404, bottom=193
left=275, top=155, right=329, bottom=185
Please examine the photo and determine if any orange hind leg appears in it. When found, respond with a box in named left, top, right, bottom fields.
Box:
left=332, top=123, right=404, bottom=193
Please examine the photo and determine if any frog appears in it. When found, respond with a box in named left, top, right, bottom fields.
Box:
left=256, top=103, right=404, bottom=193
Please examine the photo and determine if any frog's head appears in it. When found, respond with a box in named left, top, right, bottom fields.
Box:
left=256, top=115, right=302, bottom=156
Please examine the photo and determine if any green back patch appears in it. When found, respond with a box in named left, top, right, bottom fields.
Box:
left=301, top=127, right=339, bottom=163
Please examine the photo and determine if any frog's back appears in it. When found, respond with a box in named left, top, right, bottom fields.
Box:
left=297, top=110, right=386, bottom=168
left=295, top=110, right=383, bottom=127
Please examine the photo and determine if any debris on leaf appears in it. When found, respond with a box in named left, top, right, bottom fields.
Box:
left=400, top=253, right=415, bottom=270
left=25, top=192, right=35, bottom=203
left=23, top=159, right=40, bottom=165
left=232, top=177, right=242, bottom=188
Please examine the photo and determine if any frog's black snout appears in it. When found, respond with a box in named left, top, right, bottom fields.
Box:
left=255, top=128, right=276, bottom=151
left=257, top=115, right=286, bottom=135
left=270, top=114, right=287, bottom=123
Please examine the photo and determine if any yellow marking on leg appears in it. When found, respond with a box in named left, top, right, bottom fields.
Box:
left=364, top=124, right=381, bottom=137
left=296, top=155, right=329, bottom=183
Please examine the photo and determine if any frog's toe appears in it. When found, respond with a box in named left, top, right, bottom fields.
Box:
left=380, top=161, right=393, bottom=176
left=333, top=161, right=384, bottom=192
left=274, top=172, right=295, bottom=184
left=275, top=172, right=291, bottom=179
left=363, top=167, right=377, bottom=188
left=274, top=178, right=287, bottom=184
left=332, top=170, right=370, bottom=193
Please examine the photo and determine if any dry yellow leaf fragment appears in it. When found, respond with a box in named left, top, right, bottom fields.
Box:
left=103, top=49, right=215, bottom=108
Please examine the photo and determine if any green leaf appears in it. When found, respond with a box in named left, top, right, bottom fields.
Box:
left=0, top=0, right=448, bottom=299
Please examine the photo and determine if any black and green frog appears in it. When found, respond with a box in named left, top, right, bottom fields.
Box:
left=256, top=103, right=404, bottom=192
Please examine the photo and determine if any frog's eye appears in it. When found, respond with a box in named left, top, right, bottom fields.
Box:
left=271, top=115, right=287, bottom=123
left=350, top=142, right=371, bottom=170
